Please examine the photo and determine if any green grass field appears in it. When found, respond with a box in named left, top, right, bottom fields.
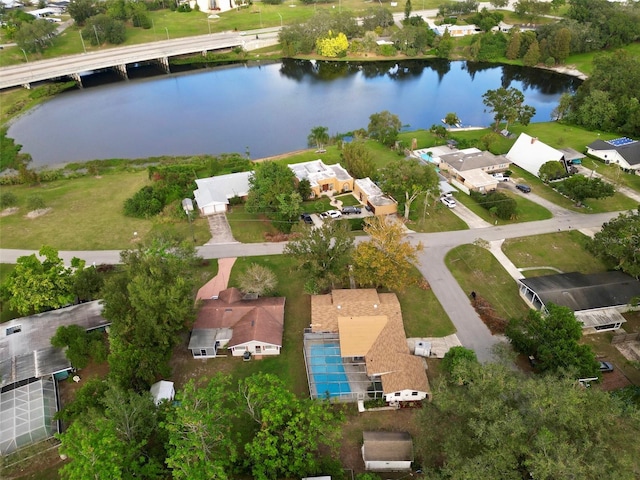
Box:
left=455, top=188, right=553, bottom=225
left=501, top=230, right=608, bottom=275
left=0, top=171, right=211, bottom=250
left=445, top=244, right=530, bottom=320
left=407, top=195, right=470, bottom=233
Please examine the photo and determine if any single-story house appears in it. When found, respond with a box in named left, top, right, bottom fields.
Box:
left=188, top=288, right=285, bottom=358
left=190, top=0, right=237, bottom=14
left=288, top=160, right=354, bottom=198
left=432, top=24, right=481, bottom=37
left=506, top=133, right=579, bottom=177
left=586, top=137, right=640, bottom=172
left=150, top=380, right=175, bottom=405
left=307, top=289, right=430, bottom=403
left=0, top=301, right=110, bottom=454
left=193, top=171, right=252, bottom=215
left=353, top=177, right=398, bottom=216
left=438, top=150, right=510, bottom=193
left=518, top=271, right=640, bottom=332
left=362, top=431, right=414, bottom=471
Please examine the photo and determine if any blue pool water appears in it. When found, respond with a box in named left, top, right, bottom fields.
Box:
left=309, top=343, right=351, bottom=398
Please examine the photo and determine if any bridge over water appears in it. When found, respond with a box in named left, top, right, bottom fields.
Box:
left=0, top=29, right=279, bottom=90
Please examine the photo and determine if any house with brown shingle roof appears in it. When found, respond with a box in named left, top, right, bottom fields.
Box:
left=308, top=289, right=430, bottom=403
left=188, top=288, right=285, bottom=358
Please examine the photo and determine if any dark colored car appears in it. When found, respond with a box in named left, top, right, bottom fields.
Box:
left=300, top=213, right=313, bottom=224
left=516, top=184, right=531, bottom=193
left=599, top=361, right=614, bottom=373
left=341, top=206, right=362, bottom=215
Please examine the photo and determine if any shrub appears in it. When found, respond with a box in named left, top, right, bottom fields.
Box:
left=27, top=195, right=46, bottom=210
left=470, top=190, right=516, bottom=220
left=378, top=44, right=397, bottom=56
left=0, top=191, right=17, bottom=208
left=123, top=185, right=165, bottom=218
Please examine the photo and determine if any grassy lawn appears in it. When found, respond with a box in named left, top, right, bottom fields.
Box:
left=510, top=122, right=618, bottom=153
left=336, top=193, right=361, bottom=207
left=226, top=204, right=280, bottom=242
left=501, top=230, right=608, bottom=275
left=407, top=195, right=469, bottom=233
left=581, top=157, right=640, bottom=193
left=445, top=244, right=530, bottom=320
left=398, top=266, right=455, bottom=338
left=455, top=188, right=552, bottom=225
left=0, top=171, right=211, bottom=250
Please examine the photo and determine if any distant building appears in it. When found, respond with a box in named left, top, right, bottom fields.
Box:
left=438, top=149, right=510, bottom=193
left=288, top=160, right=354, bottom=198
left=586, top=137, right=640, bottom=173
left=432, top=24, right=481, bottom=37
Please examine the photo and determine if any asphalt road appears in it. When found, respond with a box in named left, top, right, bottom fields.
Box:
left=0, top=209, right=619, bottom=362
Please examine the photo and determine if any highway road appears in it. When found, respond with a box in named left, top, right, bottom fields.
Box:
left=0, top=29, right=280, bottom=90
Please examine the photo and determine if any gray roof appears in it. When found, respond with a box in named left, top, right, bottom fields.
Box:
left=587, top=139, right=640, bottom=166
left=519, top=272, right=640, bottom=312
left=194, top=171, right=253, bottom=209
left=187, top=328, right=233, bottom=349
left=362, top=431, right=413, bottom=462
left=0, top=301, right=109, bottom=387
left=439, top=150, right=509, bottom=171
left=559, top=147, right=585, bottom=161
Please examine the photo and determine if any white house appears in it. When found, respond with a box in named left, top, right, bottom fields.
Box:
left=586, top=138, right=640, bottom=173
left=506, top=133, right=565, bottom=177
left=193, top=171, right=252, bottom=215
left=362, top=431, right=414, bottom=471
left=432, top=24, right=481, bottom=37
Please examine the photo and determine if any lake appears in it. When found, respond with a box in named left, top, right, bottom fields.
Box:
left=7, top=59, right=581, bottom=167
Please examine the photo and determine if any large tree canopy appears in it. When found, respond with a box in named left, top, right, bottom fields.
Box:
left=506, top=303, right=599, bottom=378
left=284, top=221, right=354, bottom=293
left=417, top=360, right=640, bottom=479
left=102, top=239, right=198, bottom=391
left=482, top=87, right=536, bottom=131
left=556, top=174, right=615, bottom=206
left=589, top=207, right=640, bottom=278
left=352, top=216, right=423, bottom=292
left=379, top=158, right=439, bottom=219
left=367, top=110, right=402, bottom=147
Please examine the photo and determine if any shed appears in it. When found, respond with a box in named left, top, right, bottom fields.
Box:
left=362, top=431, right=414, bottom=471
left=150, top=380, right=175, bottom=405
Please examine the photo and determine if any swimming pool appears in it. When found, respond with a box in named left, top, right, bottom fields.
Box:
left=309, top=343, right=351, bottom=398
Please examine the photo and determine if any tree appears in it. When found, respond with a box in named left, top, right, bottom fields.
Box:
left=551, top=92, right=573, bottom=121
left=238, top=373, right=343, bottom=480
left=589, top=207, right=640, bottom=278
left=283, top=221, right=354, bottom=292
left=246, top=162, right=296, bottom=216
left=307, top=126, right=329, bottom=151
left=361, top=7, right=394, bottom=31
left=443, top=112, right=461, bottom=127
left=238, top=263, right=278, bottom=296
left=51, top=325, right=107, bottom=369
left=538, top=160, right=567, bottom=182
left=58, top=383, right=164, bottom=480
left=1, top=246, right=75, bottom=315
left=341, top=140, right=376, bottom=179
left=505, top=30, right=521, bottom=59
left=436, top=28, right=453, bottom=58
left=548, top=27, right=571, bottom=64
left=316, top=32, right=348, bottom=58
left=404, top=0, right=412, bottom=19
left=416, top=361, right=640, bottom=479
left=430, top=124, right=448, bottom=139
left=102, top=239, right=198, bottom=391
left=82, top=14, right=126, bottom=45
left=441, top=346, right=479, bottom=385
left=522, top=39, right=540, bottom=66
left=68, top=0, right=99, bottom=26
left=15, top=19, right=57, bottom=53
left=506, top=303, right=599, bottom=378
left=556, top=174, right=614, bottom=206
left=367, top=110, right=402, bottom=147
left=164, top=375, right=237, bottom=480
left=489, top=0, right=509, bottom=7
left=352, top=216, right=423, bottom=292
left=379, top=158, right=439, bottom=219
left=482, top=87, right=536, bottom=131
left=275, top=191, right=303, bottom=233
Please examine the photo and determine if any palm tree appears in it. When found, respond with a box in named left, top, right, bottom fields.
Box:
left=307, top=126, right=329, bottom=151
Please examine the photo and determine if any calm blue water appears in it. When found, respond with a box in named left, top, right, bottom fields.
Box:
left=310, top=343, right=351, bottom=397
left=8, top=59, right=580, bottom=167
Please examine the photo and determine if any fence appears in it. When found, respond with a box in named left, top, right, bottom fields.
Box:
left=611, top=332, right=640, bottom=344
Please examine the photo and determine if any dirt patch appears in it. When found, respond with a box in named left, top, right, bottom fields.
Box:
left=471, top=295, right=507, bottom=334
left=615, top=341, right=640, bottom=362
left=597, top=367, right=632, bottom=391
left=57, top=359, right=110, bottom=413
left=25, top=208, right=51, bottom=219
left=1, top=207, right=19, bottom=217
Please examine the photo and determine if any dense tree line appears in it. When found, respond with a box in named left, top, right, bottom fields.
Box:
left=589, top=207, right=640, bottom=279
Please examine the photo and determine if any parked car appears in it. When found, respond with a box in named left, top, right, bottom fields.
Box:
left=441, top=197, right=456, bottom=208
left=324, top=210, right=342, bottom=219
left=441, top=192, right=453, bottom=198
left=492, top=173, right=509, bottom=182
left=599, top=361, right=614, bottom=373
left=300, top=213, right=313, bottom=225
left=341, top=206, right=361, bottom=215
left=516, top=184, right=531, bottom=193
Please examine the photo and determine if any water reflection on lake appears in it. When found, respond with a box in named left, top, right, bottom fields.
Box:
left=8, top=59, right=581, bottom=167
